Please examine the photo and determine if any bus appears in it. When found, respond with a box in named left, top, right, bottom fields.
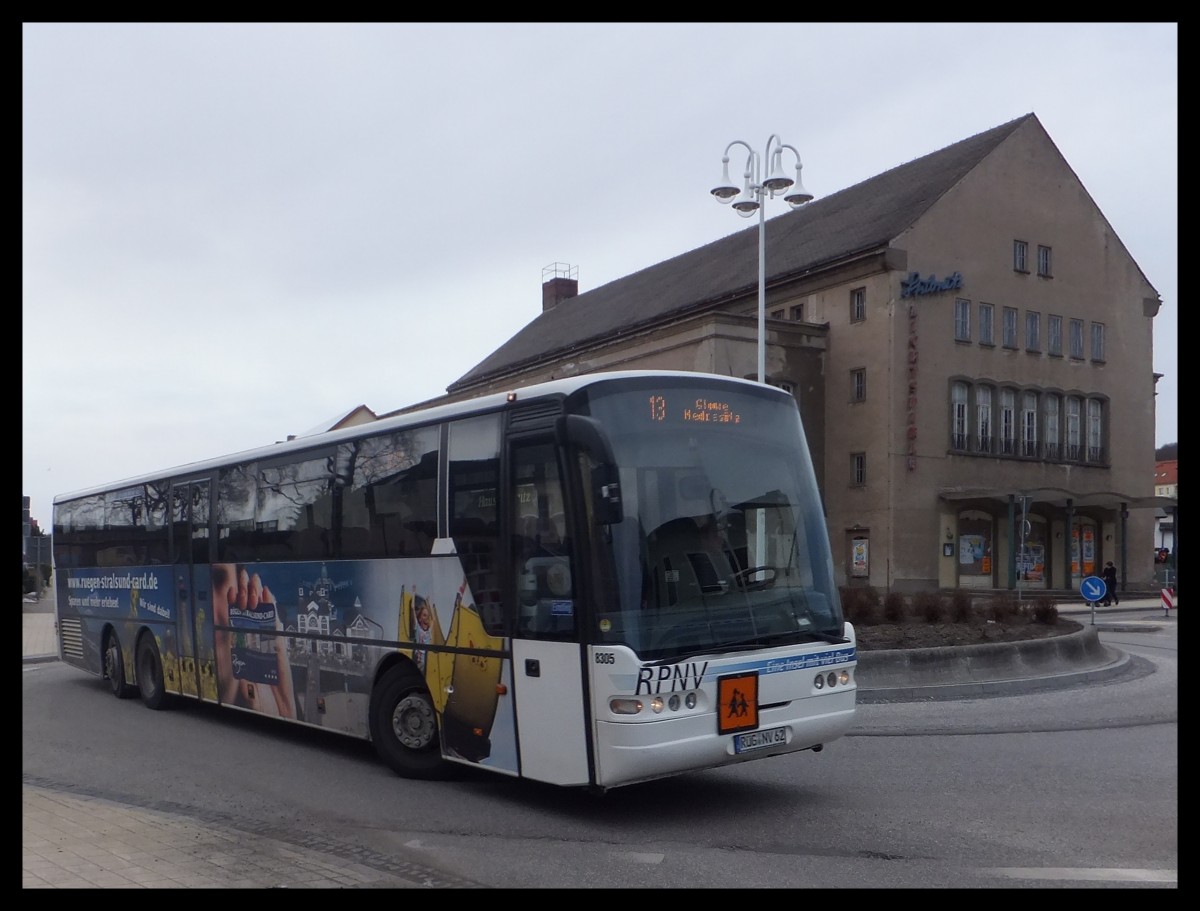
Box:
left=51, top=371, right=856, bottom=791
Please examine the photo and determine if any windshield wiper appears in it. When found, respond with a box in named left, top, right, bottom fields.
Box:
left=644, top=644, right=754, bottom=667
left=806, top=629, right=850, bottom=644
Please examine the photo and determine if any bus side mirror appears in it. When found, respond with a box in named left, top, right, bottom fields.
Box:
left=558, top=415, right=624, bottom=526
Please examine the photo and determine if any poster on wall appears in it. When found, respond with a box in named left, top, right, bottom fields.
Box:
left=1071, top=526, right=1097, bottom=577
left=851, top=536, right=869, bottom=577
left=1018, top=542, right=1046, bottom=582
left=959, top=534, right=993, bottom=574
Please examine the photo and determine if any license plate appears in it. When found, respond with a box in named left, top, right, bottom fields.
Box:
left=733, top=725, right=787, bottom=754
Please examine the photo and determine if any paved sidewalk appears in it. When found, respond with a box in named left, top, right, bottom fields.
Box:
left=23, top=781, right=426, bottom=888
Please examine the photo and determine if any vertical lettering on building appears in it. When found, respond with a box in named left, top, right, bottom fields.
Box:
left=907, top=303, right=918, bottom=471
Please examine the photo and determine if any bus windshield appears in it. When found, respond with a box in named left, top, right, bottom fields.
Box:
left=577, top=379, right=842, bottom=662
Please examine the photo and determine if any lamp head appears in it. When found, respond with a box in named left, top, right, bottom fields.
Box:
left=731, top=171, right=760, bottom=215
left=784, top=163, right=813, bottom=208
left=762, top=154, right=794, bottom=193
left=710, top=156, right=740, bottom=204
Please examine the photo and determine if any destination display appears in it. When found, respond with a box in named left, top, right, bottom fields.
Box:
left=648, top=394, right=744, bottom=425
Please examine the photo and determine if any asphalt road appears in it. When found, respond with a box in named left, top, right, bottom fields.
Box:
left=23, top=603, right=1176, bottom=888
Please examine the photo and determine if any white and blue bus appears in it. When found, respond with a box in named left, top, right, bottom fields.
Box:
left=52, top=371, right=856, bottom=791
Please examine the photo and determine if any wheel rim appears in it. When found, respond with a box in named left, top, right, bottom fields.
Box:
left=105, top=643, right=119, bottom=683
left=391, top=693, right=436, bottom=750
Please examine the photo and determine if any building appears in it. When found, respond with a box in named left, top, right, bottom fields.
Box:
left=1153, top=459, right=1178, bottom=554
left=381, top=113, right=1170, bottom=593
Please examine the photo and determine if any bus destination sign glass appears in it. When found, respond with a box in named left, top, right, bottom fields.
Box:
left=648, top=394, right=742, bottom=425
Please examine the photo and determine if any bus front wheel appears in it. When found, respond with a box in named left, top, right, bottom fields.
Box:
left=370, top=665, right=452, bottom=780
left=136, top=635, right=170, bottom=711
left=104, top=633, right=136, bottom=699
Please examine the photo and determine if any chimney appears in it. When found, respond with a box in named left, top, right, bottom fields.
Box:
left=542, top=262, right=579, bottom=312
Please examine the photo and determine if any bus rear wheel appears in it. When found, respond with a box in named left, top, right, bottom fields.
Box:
left=369, top=665, right=451, bottom=780
left=136, top=635, right=170, bottom=711
left=104, top=634, right=136, bottom=699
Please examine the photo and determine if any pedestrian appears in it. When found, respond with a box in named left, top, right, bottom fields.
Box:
left=1101, top=560, right=1119, bottom=606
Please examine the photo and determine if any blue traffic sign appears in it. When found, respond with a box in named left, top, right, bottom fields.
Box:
left=1080, top=575, right=1107, bottom=602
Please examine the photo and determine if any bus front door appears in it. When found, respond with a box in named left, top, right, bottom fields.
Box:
left=507, top=438, right=591, bottom=786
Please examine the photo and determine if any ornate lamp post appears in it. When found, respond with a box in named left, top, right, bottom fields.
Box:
left=710, top=135, right=813, bottom=383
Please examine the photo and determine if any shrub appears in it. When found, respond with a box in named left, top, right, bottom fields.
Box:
left=913, top=590, right=946, bottom=623
left=882, top=591, right=908, bottom=623
left=950, top=589, right=974, bottom=622
left=840, top=586, right=881, bottom=626
left=1030, top=595, right=1059, bottom=625
left=985, top=591, right=1021, bottom=622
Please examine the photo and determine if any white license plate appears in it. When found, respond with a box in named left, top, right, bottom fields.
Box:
left=733, top=725, right=787, bottom=754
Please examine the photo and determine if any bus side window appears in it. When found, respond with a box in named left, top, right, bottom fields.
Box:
left=448, top=415, right=505, bottom=635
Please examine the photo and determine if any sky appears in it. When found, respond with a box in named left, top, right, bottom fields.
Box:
left=22, top=22, right=1178, bottom=528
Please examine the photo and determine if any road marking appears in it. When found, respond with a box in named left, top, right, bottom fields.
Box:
left=981, top=867, right=1176, bottom=883
left=613, top=852, right=666, bottom=864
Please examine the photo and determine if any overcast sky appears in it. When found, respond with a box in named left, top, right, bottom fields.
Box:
left=22, top=22, right=1177, bottom=527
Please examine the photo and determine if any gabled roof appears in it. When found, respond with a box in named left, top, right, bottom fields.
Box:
left=293, top=404, right=379, bottom=438
left=1154, top=460, right=1178, bottom=485
left=449, top=113, right=1036, bottom=392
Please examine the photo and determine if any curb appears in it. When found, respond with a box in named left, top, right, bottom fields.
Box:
left=855, top=625, right=1131, bottom=703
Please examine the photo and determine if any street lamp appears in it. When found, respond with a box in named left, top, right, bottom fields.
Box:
left=711, top=135, right=813, bottom=383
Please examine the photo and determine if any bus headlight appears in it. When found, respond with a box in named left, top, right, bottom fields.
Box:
left=650, top=696, right=664, bottom=713
left=814, top=669, right=853, bottom=689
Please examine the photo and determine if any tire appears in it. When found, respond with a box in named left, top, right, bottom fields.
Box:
left=104, top=633, right=136, bottom=699
left=136, top=635, right=170, bottom=711
left=369, top=665, right=452, bottom=780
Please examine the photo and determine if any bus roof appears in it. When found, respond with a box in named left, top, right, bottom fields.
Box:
left=52, top=370, right=777, bottom=505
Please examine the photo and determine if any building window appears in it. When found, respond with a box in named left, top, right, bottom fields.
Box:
left=1087, top=399, right=1104, bottom=462
left=951, top=382, right=969, bottom=450
left=976, top=385, right=992, bottom=454
left=1013, top=240, right=1028, bottom=273
left=852, top=452, right=866, bottom=486
left=1069, top=319, right=1085, bottom=359
left=774, top=380, right=795, bottom=395
left=851, top=368, right=866, bottom=402
left=1000, top=388, right=1016, bottom=454
left=1043, top=394, right=1060, bottom=460
left=979, top=302, right=994, bottom=346
left=1037, top=245, right=1052, bottom=277
left=790, top=304, right=804, bottom=321
left=850, top=287, right=866, bottom=322
left=1022, top=391, right=1039, bottom=456
left=1002, top=307, right=1018, bottom=349
left=1048, top=314, right=1063, bottom=356
left=954, top=298, right=971, bottom=341
left=1025, top=311, right=1041, bottom=353
left=771, top=308, right=784, bottom=319
left=1065, top=395, right=1082, bottom=460
left=1091, top=322, right=1106, bottom=362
